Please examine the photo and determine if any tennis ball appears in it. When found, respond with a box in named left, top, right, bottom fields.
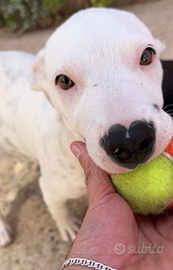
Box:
left=112, top=137, right=173, bottom=215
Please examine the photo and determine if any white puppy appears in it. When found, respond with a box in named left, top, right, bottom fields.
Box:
left=0, top=8, right=172, bottom=245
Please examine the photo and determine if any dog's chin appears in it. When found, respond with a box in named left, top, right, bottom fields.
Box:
left=91, top=150, right=161, bottom=175
left=90, top=155, right=135, bottom=174
left=97, top=160, right=145, bottom=175
left=98, top=148, right=167, bottom=174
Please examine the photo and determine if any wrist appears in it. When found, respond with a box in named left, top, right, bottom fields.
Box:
left=62, top=258, right=117, bottom=270
left=63, top=235, right=115, bottom=269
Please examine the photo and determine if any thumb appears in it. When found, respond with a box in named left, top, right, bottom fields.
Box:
left=70, top=141, right=115, bottom=205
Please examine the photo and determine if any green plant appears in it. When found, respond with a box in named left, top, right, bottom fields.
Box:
left=90, top=0, right=111, bottom=7
left=0, top=0, right=42, bottom=30
left=42, top=0, right=63, bottom=15
left=0, top=0, right=112, bottom=31
left=42, top=0, right=64, bottom=24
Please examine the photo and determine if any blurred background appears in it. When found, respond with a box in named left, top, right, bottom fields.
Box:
left=0, top=0, right=173, bottom=59
left=0, top=0, right=155, bottom=32
left=0, top=1, right=173, bottom=270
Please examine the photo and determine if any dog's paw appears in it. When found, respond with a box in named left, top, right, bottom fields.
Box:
left=57, top=216, right=81, bottom=242
left=0, top=218, right=12, bottom=246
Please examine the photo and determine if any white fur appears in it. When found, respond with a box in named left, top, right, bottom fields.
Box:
left=0, top=8, right=172, bottom=245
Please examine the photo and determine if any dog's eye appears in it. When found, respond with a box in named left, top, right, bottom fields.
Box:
left=140, top=48, right=155, bottom=65
left=55, top=75, right=74, bottom=90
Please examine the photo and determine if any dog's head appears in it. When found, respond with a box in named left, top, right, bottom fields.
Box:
left=31, top=8, right=173, bottom=173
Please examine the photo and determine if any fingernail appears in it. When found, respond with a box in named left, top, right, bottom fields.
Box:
left=70, top=143, right=80, bottom=158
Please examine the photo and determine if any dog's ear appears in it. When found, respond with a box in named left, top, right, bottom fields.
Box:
left=154, top=38, right=165, bottom=57
left=31, top=49, right=48, bottom=91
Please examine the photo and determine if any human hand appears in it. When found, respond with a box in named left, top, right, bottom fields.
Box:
left=67, top=141, right=173, bottom=270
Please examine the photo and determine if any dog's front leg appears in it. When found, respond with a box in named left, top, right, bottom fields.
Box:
left=39, top=175, right=84, bottom=242
left=0, top=214, right=12, bottom=246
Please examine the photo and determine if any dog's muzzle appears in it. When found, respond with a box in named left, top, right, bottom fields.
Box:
left=100, top=120, right=156, bottom=169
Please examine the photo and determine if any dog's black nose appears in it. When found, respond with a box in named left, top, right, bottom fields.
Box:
left=100, top=120, right=156, bottom=169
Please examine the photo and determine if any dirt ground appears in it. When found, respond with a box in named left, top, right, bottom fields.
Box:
left=0, top=0, right=173, bottom=269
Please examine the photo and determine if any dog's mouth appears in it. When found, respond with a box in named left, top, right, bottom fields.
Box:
left=107, top=132, right=173, bottom=177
